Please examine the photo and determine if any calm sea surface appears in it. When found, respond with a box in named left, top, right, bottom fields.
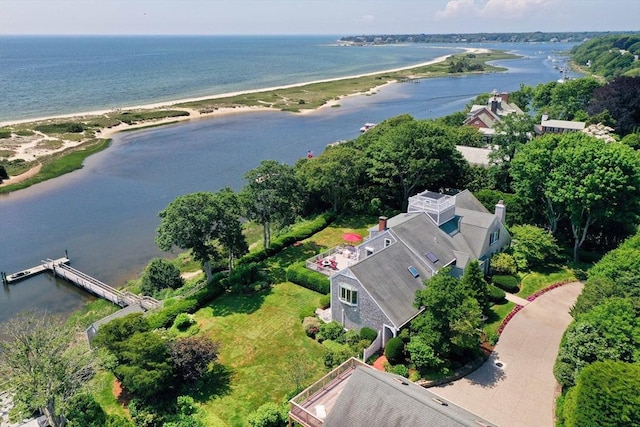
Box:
left=0, top=37, right=577, bottom=323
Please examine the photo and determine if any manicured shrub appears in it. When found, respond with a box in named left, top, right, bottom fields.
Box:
left=247, top=402, right=288, bottom=427
left=317, top=321, right=345, bottom=343
left=345, top=329, right=360, bottom=346
left=490, top=252, right=518, bottom=275
left=147, top=297, right=198, bottom=329
left=286, top=262, right=330, bottom=294
left=173, top=313, right=194, bottom=331
left=303, top=317, right=320, bottom=338
left=492, top=275, right=519, bottom=293
left=319, top=294, right=331, bottom=309
left=322, top=340, right=353, bottom=368
left=385, top=337, right=405, bottom=365
left=223, top=262, right=270, bottom=294
left=488, top=284, right=507, bottom=303
left=359, top=327, right=378, bottom=342
left=391, top=364, right=409, bottom=378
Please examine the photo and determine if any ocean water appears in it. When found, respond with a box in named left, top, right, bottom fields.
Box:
left=0, top=35, right=462, bottom=122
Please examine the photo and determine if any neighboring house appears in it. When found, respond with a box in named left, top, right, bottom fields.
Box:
left=463, top=90, right=524, bottom=142
left=534, top=117, right=586, bottom=135
left=289, top=357, right=495, bottom=427
left=330, top=189, right=510, bottom=347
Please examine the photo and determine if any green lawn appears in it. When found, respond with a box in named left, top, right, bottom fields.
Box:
left=517, top=266, right=577, bottom=298
left=193, top=282, right=327, bottom=426
left=484, top=301, right=516, bottom=337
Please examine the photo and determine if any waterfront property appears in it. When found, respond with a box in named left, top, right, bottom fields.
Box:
left=322, top=190, right=510, bottom=349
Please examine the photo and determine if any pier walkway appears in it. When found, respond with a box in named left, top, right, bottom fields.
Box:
left=2, top=257, right=160, bottom=310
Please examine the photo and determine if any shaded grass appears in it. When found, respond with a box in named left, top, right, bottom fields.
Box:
left=91, top=370, right=129, bottom=418
left=193, top=282, right=327, bottom=427
left=484, top=301, right=516, bottom=337
left=0, top=139, right=110, bottom=194
left=517, top=266, right=576, bottom=298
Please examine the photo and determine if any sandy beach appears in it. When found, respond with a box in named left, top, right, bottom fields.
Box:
left=0, top=47, right=489, bottom=186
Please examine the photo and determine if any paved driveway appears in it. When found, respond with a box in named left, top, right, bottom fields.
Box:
left=432, top=282, right=583, bottom=427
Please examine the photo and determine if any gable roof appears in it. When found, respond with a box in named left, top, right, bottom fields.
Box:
left=323, top=366, right=495, bottom=427
left=348, top=243, right=429, bottom=328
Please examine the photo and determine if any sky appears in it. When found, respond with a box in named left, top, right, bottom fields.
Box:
left=1, top=0, right=638, bottom=36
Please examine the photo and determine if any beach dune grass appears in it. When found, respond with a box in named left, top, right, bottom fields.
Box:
left=0, top=139, right=110, bottom=194
left=193, top=282, right=326, bottom=426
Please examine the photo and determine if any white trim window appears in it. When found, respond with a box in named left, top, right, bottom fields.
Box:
left=339, top=284, right=358, bottom=306
left=490, top=229, right=500, bottom=245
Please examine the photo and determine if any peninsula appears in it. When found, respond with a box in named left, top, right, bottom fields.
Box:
left=0, top=48, right=514, bottom=192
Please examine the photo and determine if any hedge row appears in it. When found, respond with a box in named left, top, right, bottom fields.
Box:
left=239, top=212, right=336, bottom=265
left=286, top=262, right=330, bottom=294
left=492, top=275, right=519, bottom=293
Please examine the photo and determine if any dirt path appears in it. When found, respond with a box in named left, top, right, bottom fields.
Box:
left=0, top=163, right=41, bottom=187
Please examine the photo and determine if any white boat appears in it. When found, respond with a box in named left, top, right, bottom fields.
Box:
left=360, top=123, right=376, bottom=132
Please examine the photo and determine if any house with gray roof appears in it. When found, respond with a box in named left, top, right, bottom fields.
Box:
left=463, top=90, right=524, bottom=141
left=330, top=189, right=510, bottom=347
left=289, top=357, right=496, bottom=427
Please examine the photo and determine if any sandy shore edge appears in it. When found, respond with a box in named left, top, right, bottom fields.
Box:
left=0, top=47, right=490, bottom=187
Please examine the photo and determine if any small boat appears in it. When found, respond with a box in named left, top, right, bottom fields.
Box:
left=360, top=123, right=376, bottom=132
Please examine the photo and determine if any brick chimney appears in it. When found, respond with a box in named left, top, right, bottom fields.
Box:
left=500, top=92, right=509, bottom=104
left=494, top=200, right=506, bottom=223
left=378, top=216, right=388, bottom=232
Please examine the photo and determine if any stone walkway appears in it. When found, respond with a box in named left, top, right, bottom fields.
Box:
left=432, top=282, right=583, bottom=427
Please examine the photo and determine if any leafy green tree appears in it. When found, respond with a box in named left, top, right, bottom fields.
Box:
left=66, top=393, right=106, bottom=427
left=157, top=189, right=247, bottom=281
left=411, top=269, right=482, bottom=365
left=243, top=160, right=302, bottom=249
left=296, top=145, right=365, bottom=214
left=490, top=253, right=517, bottom=275
left=460, top=260, right=490, bottom=313
left=92, top=312, right=150, bottom=355
left=510, top=134, right=564, bottom=233
left=620, top=132, right=640, bottom=150
left=509, top=83, right=534, bottom=112
left=561, top=361, right=640, bottom=427
left=247, top=402, right=288, bottom=427
left=548, top=77, right=601, bottom=120
left=488, top=114, right=536, bottom=192
left=364, top=118, right=466, bottom=210
left=169, top=336, right=220, bottom=384
left=115, top=331, right=175, bottom=399
left=140, top=258, right=184, bottom=295
left=546, top=133, right=640, bottom=261
left=554, top=298, right=640, bottom=388
left=156, top=192, right=224, bottom=282
left=406, top=336, right=443, bottom=371
left=509, top=224, right=560, bottom=270
left=0, top=312, right=94, bottom=427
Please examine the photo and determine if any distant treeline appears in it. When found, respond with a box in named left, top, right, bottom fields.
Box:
left=571, top=33, right=640, bottom=79
left=339, top=31, right=634, bottom=44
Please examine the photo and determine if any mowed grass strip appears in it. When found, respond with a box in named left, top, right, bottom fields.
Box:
left=194, top=282, right=327, bottom=427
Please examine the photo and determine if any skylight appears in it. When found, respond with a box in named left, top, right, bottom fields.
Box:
left=408, top=265, right=420, bottom=278
left=425, top=252, right=439, bottom=263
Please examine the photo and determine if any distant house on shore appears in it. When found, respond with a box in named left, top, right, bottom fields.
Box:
left=463, top=89, right=524, bottom=141
left=534, top=115, right=586, bottom=135
left=328, top=189, right=510, bottom=348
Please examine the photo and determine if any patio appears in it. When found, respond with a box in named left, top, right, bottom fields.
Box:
left=306, top=245, right=360, bottom=276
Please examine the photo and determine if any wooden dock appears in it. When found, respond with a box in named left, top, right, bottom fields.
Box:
left=1, top=257, right=70, bottom=284
left=2, top=257, right=160, bottom=310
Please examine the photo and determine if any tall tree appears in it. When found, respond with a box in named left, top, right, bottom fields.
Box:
left=156, top=189, right=247, bottom=280
left=365, top=118, right=466, bottom=210
left=460, top=260, right=490, bottom=314
left=546, top=134, right=640, bottom=261
left=0, top=312, right=93, bottom=427
left=242, top=160, right=301, bottom=249
left=587, top=76, right=640, bottom=137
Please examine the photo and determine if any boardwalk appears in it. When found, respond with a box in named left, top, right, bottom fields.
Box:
left=3, top=257, right=160, bottom=310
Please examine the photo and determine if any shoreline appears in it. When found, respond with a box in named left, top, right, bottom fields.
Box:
left=0, top=47, right=488, bottom=128
left=0, top=47, right=495, bottom=188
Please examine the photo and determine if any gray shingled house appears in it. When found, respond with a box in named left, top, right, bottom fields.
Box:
left=330, top=189, right=510, bottom=347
